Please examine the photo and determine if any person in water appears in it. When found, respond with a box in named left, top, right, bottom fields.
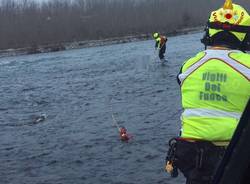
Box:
left=153, top=32, right=167, bottom=60
left=165, top=0, right=250, bottom=183
left=119, top=127, right=130, bottom=141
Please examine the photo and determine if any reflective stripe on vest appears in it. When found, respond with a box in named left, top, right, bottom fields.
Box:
left=183, top=108, right=242, bottom=120
left=178, top=49, right=250, bottom=85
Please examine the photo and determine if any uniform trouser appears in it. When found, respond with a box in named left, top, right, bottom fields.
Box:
left=159, top=44, right=166, bottom=59
left=175, top=140, right=226, bottom=184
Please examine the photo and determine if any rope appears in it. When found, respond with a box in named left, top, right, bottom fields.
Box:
left=110, top=98, right=121, bottom=132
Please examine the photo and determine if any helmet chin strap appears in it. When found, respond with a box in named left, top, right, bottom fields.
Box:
left=208, top=46, right=231, bottom=50
left=200, top=24, right=210, bottom=50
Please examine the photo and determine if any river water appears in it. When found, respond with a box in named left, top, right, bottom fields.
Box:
left=0, top=32, right=204, bottom=184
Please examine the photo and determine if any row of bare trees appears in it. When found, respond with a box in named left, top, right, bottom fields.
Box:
left=0, top=0, right=250, bottom=50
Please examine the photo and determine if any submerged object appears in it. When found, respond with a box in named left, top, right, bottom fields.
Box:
left=33, top=113, right=47, bottom=124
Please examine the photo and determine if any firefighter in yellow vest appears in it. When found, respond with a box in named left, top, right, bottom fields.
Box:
left=165, top=0, right=250, bottom=183
left=153, top=32, right=167, bottom=60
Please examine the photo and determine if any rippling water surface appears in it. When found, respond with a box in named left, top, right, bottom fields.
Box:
left=0, top=32, right=203, bottom=184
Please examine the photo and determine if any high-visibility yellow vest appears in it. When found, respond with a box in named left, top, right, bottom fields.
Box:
left=178, top=49, right=250, bottom=141
left=155, top=36, right=167, bottom=48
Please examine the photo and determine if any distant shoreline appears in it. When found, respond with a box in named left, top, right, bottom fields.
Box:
left=0, top=26, right=203, bottom=58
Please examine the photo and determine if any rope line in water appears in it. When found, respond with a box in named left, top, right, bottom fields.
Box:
left=110, top=97, right=121, bottom=131
left=109, top=97, right=132, bottom=141
left=112, top=114, right=120, bottom=131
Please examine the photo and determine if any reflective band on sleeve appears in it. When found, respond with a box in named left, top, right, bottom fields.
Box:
left=182, top=108, right=242, bottom=119
left=178, top=49, right=250, bottom=84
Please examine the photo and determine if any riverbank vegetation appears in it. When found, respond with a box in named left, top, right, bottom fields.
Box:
left=0, top=0, right=250, bottom=51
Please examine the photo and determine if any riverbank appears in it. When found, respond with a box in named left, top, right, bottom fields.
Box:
left=0, top=26, right=203, bottom=58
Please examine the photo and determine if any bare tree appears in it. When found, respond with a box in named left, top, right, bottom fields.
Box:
left=0, top=0, right=249, bottom=50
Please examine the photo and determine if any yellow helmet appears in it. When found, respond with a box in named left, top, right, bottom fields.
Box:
left=201, top=0, right=250, bottom=51
left=153, top=32, right=159, bottom=39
